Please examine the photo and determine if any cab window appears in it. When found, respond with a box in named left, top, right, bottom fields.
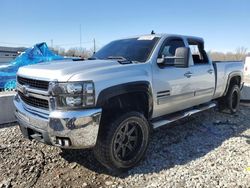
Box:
left=188, top=39, right=209, bottom=65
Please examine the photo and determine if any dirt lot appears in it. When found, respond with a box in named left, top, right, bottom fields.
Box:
left=0, top=104, right=249, bottom=188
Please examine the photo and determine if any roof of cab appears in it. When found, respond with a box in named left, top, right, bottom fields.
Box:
left=121, top=33, right=204, bottom=43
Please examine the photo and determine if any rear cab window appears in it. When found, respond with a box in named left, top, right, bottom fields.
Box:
left=188, top=39, right=209, bottom=65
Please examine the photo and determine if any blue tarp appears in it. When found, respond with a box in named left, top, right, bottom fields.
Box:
left=0, top=43, right=64, bottom=90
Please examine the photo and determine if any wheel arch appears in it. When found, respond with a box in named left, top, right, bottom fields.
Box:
left=96, top=81, right=153, bottom=119
left=223, top=72, right=242, bottom=96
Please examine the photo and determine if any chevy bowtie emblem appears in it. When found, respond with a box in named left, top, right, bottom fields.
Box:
left=21, top=85, right=29, bottom=97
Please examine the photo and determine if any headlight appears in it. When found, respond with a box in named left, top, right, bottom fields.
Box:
left=66, top=96, right=82, bottom=107
left=66, top=83, right=82, bottom=94
left=84, top=83, right=94, bottom=94
left=52, top=81, right=95, bottom=109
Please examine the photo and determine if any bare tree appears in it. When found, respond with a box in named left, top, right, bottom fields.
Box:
left=208, top=51, right=226, bottom=61
left=61, top=47, right=93, bottom=58
left=52, top=46, right=66, bottom=56
left=208, top=47, right=248, bottom=61
left=65, top=48, right=76, bottom=57
left=51, top=43, right=100, bottom=58
left=235, top=46, right=247, bottom=61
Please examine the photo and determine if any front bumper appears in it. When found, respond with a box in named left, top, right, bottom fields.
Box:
left=14, top=95, right=102, bottom=149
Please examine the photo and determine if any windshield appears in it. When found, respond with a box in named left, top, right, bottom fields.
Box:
left=93, top=36, right=160, bottom=62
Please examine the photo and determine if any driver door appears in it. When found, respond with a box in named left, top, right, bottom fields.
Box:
left=152, top=37, right=195, bottom=118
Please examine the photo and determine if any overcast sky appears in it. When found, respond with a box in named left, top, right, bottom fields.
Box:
left=0, top=0, right=249, bottom=52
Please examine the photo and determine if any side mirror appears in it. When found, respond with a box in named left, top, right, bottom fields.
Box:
left=157, top=47, right=190, bottom=68
left=174, top=47, right=190, bottom=68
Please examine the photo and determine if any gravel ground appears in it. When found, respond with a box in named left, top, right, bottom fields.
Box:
left=0, top=104, right=249, bottom=188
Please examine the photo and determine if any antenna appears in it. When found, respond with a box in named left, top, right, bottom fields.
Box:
left=93, top=38, right=96, bottom=54
left=151, top=30, right=155, bottom=35
left=51, top=39, right=53, bottom=48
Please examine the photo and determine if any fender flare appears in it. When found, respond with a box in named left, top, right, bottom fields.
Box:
left=96, top=81, right=153, bottom=118
left=223, top=71, right=242, bottom=96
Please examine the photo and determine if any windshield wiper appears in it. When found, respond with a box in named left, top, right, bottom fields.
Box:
left=107, top=56, right=127, bottom=60
left=107, top=56, right=133, bottom=64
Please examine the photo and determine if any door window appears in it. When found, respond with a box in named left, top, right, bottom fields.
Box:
left=160, top=39, right=185, bottom=57
left=159, top=38, right=185, bottom=65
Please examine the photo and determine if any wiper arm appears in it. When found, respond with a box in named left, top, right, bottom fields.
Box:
left=107, top=56, right=133, bottom=64
left=107, top=56, right=127, bottom=60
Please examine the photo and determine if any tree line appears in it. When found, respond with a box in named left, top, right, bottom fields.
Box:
left=52, top=46, right=249, bottom=61
left=52, top=47, right=95, bottom=59
left=208, top=47, right=249, bottom=61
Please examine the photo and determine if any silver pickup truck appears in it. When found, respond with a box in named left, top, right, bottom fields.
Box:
left=14, top=34, right=243, bottom=171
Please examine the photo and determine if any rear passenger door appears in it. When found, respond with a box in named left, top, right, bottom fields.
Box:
left=188, top=41, right=215, bottom=104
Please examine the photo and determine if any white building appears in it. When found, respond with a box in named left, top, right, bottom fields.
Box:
left=0, top=46, right=26, bottom=64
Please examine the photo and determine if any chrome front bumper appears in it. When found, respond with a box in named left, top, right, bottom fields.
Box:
left=14, top=95, right=102, bottom=149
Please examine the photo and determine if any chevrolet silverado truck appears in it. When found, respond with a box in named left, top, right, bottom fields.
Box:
left=14, top=34, right=244, bottom=172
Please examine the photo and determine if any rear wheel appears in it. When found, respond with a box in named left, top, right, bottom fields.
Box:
left=94, top=112, right=150, bottom=172
left=218, top=84, right=240, bottom=114
left=226, top=85, right=240, bottom=114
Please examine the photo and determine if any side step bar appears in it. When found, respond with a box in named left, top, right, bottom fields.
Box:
left=152, top=102, right=216, bottom=129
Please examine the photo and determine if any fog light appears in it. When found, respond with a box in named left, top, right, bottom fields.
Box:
left=64, top=139, right=70, bottom=147
left=56, top=137, right=71, bottom=147
left=58, top=138, right=62, bottom=146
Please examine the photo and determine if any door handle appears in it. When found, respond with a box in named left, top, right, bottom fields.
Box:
left=207, top=69, right=213, bottom=74
left=184, top=71, right=193, bottom=78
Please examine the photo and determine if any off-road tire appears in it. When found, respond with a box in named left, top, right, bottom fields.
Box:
left=226, top=85, right=240, bottom=114
left=218, top=84, right=240, bottom=114
left=93, top=111, right=150, bottom=172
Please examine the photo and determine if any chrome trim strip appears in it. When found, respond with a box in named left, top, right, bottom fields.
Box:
left=157, top=91, right=194, bottom=105
left=17, top=83, right=49, bottom=96
left=26, top=92, right=50, bottom=100
left=49, top=109, right=102, bottom=119
left=195, top=87, right=215, bottom=96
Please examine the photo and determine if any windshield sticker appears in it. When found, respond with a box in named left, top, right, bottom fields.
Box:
left=137, top=36, right=155, bottom=40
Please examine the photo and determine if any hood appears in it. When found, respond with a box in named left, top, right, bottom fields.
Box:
left=17, top=60, right=120, bottom=82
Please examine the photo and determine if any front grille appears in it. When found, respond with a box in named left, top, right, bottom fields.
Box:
left=18, top=91, right=49, bottom=110
left=17, top=76, right=49, bottom=90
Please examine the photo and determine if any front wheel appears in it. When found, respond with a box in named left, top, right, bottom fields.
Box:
left=94, top=112, right=150, bottom=172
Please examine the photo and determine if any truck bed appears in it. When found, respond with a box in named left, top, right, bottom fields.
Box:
left=213, top=61, right=244, bottom=99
